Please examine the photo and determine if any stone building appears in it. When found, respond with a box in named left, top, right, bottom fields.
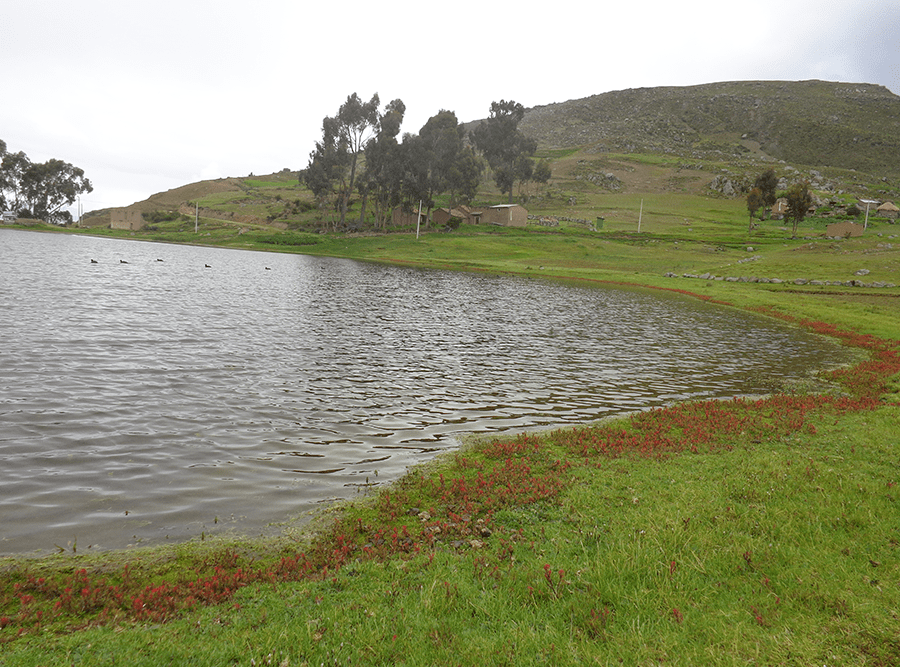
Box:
left=481, top=204, right=528, bottom=227
left=110, top=208, right=146, bottom=231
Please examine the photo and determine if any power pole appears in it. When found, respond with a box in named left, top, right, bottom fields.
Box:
left=416, top=200, right=422, bottom=239
left=861, top=199, right=878, bottom=230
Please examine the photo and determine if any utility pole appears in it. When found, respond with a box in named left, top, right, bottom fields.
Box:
left=638, top=199, right=643, bottom=233
left=195, top=201, right=199, bottom=233
left=861, top=199, right=878, bottom=230
left=416, top=200, right=422, bottom=240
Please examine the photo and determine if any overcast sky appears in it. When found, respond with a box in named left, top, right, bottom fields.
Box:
left=3, top=0, right=898, bottom=215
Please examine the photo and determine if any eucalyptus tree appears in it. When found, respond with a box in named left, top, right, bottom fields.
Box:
left=399, top=110, right=483, bottom=223
left=746, top=187, right=764, bottom=231
left=753, top=168, right=778, bottom=217
left=470, top=99, right=537, bottom=203
left=302, top=116, right=351, bottom=227
left=305, top=93, right=382, bottom=228
left=21, top=159, right=93, bottom=225
left=402, top=110, right=466, bottom=217
left=0, top=142, right=92, bottom=224
left=446, top=145, right=483, bottom=206
left=361, top=98, right=406, bottom=228
left=0, top=149, right=30, bottom=213
left=532, top=158, right=551, bottom=185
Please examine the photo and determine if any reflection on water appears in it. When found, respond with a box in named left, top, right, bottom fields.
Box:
left=0, top=230, right=847, bottom=554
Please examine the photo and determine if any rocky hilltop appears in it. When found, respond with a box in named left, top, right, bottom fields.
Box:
left=518, top=80, right=900, bottom=178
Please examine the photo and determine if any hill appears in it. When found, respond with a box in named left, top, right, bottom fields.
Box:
left=518, top=80, right=900, bottom=178
left=82, top=80, right=900, bottom=229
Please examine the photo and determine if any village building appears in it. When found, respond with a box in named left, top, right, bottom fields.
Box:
left=481, top=204, right=528, bottom=227
left=769, top=197, right=816, bottom=219
left=876, top=201, right=899, bottom=219
left=771, top=198, right=789, bottom=219
left=390, top=205, right=428, bottom=228
left=110, top=208, right=146, bottom=231
left=395, top=203, right=528, bottom=228
left=432, top=205, right=483, bottom=226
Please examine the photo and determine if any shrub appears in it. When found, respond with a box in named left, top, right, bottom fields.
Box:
left=144, top=210, right=182, bottom=223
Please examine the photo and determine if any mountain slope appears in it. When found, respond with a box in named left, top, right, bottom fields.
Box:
left=518, top=80, right=900, bottom=177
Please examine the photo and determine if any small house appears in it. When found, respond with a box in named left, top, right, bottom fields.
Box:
left=391, top=205, right=428, bottom=228
left=432, top=205, right=484, bottom=226
left=876, top=201, right=899, bottom=219
left=432, top=206, right=470, bottom=227
left=482, top=204, right=528, bottom=227
left=1, top=211, right=17, bottom=223
left=770, top=198, right=789, bottom=219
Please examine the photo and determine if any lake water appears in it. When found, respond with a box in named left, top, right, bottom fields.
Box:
left=0, top=229, right=847, bottom=555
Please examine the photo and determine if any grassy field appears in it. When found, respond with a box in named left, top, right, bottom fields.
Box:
left=2, top=196, right=899, bottom=665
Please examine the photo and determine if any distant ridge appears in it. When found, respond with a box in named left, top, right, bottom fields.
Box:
left=516, top=80, right=900, bottom=177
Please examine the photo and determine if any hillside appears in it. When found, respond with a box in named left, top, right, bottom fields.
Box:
left=82, top=80, right=900, bottom=230
left=518, top=80, right=900, bottom=178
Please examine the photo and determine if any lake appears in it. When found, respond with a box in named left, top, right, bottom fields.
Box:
left=0, top=229, right=847, bottom=555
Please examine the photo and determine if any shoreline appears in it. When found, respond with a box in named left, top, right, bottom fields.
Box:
left=0, top=228, right=886, bottom=565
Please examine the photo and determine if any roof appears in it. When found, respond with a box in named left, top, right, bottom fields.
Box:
left=877, top=201, right=899, bottom=212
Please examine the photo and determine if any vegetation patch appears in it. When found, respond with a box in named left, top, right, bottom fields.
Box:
left=250, top=232, right=320, bottom=247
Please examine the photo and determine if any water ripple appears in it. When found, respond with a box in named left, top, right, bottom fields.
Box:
left=0, top=230, right=849, bottom=554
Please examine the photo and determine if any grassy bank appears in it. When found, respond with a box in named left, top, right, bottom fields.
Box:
left=2, top=218, right=899, bottom=665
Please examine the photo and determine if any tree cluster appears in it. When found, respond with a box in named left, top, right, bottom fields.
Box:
left=0, top=139, right=93, bottom=225
left=745, top=167, right=813, bottom=236
left=303, top=94, right=545, bottom=229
